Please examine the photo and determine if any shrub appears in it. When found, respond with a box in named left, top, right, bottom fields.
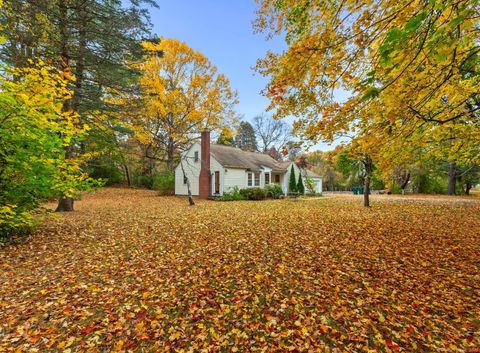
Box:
left=134, top=174, right=155, bottom=189
left=305, top=177, right=316, bottom=194
left=264, top=184, right=284, bottom=199
left=238, top=187, right=267, bottom=200
left=88, top=161, right=124, bottom=185
left=221, top=187, right=247, bottom=201
left=289, top=165, right=297, bottom=192
left=297, top=174, right=305, bottom=194
left=412, top=174, right=446, bottom=194
left=246, top=187, right=267, bottom=200
left=153, top=171, right=175, bottom=195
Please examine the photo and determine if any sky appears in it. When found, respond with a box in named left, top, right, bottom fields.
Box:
left=148, top=1, right=339, bottom=151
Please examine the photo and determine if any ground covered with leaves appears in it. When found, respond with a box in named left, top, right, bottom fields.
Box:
left=1, top=188, right=479, bottom=352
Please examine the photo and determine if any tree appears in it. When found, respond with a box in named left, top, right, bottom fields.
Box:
left=0, top=62, right=94, bottom=237
left=235, top=121, right=257, bottom=152
left=304, top=177, right=316, bottom=194
left=1, top=0, right=157, bottom=211
left=252, top=113, right=290, bottom=152
left=255, top=0, right=480, bottom=206
left=127, top=39, right=238, bottom=171
left=285, top=141, right=302, bottom=161
left=288, top=164, right=297, bottom=193
left=297, top=173, right=305, bottom=194
left=459, top=166, right=480, bottom=195
left=216, top=127, right=235, bottom=146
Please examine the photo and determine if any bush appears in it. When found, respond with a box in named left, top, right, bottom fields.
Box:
left=134, top=174, right=155, bottom=189
left=246, top=187, right=267, bottom=200
left=289, top=165, right=298, bottom=192
left=221, top=187, right=247, bottom=201
left=264, top=184, right=284, bottom=199
left=221, top=186, right=280, bottom=201
left=153, top=172, right=175, bottom=195
left=0, top=205, right=38, bottom=240
left=88, top=161, right=124, bottom=185
left=305, top=177, right=316, bottom=194
left=297, top=174, right=305, bottom=194
left=412, top=174, right=446, bottom=194
left=237, top=187, right=267, bottom=200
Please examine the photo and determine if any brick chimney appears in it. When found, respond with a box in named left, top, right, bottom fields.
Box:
left=268, top=147, right=279, bottom=160
left=199, top=130, right=211, bottom=198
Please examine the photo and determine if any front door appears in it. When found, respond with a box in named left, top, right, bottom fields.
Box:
left=214, top=171, right=220, bottom=194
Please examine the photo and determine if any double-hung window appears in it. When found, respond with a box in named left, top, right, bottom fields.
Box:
left=247, top=172, right=261, bottom=187
left=254, top=172, right=260, bottom=186
left=265, top=173, right=270, bottom=185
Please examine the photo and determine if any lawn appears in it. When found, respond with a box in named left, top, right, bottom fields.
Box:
left=1, top=188, right=479, bottom=352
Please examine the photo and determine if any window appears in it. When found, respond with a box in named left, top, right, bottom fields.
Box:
left=194, top=151, right=199, bottom=162
left=254, top=172, right=260, bottom=186
left=274, top=174, right=280, bottom=183
left=248, top=172, right=261, bottom=187
left=265, top=173, right=270, bottom=185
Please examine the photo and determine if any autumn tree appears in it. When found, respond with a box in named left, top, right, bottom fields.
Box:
left=126, top=39, right=238, bottom=173
left=216, top=127, right=235, bottom=146
left=235, top=121, right=258, bottom=152
left=255, top=0, right=480, bottom=206
left=252, top=113, right=290, bottom=152
left=0, top=62, right=94, bottom=237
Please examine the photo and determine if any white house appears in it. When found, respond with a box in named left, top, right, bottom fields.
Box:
left=175, top=131, right=322, bottom=198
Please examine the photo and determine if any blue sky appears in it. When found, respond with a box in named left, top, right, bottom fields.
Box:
left=148, top=1, right=339, bottom=150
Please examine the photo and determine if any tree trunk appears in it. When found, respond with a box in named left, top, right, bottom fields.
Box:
left=364, top=175, right=370, bottom=207
left=167, top=137, right=175, bottom=171
left=55, top=2, right=75, bottom=213
left=400, top=172, right=410, bottom=195
left=465, top=182, right=472, bottom=195
left=55, top=197, right=74, bottom=212
left=180, top=161, right=195, bottom=206
left=56, top=145, right=75, bottom=212
left=363, top=156, right=373, bottom=207
left=448, top=162, right=457, bottom=195
left=124, top=164, right=131, bottom=187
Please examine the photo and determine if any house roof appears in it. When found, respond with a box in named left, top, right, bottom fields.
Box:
left=303, top=169, right=322, bottom=179
left=210, top=144, right=291, bottom=172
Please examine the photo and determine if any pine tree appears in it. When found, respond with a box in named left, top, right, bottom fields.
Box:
left=1, top=0, right=158, bottom=211
left=297, top=173, right=305, bottom=194
left=289, top=164, right=297, bottom=193
left=235, top=122, right=257, bottom=151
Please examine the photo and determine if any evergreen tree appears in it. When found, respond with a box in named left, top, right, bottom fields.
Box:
left=235, top=121, right=257, bottom=151
left=297, top=173, right=305, bottom=194
left=289, top=164, right=297, bottom=193
left=1, top=0, right=157, bottom=211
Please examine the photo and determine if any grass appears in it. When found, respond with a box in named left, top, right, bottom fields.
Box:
left=1, top=188, right=479, bottom=352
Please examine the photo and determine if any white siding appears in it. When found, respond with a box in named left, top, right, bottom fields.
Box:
left=175, top=142, right=201, bottom=196
left=304, top=177, right=323, bottom=194
left=223, top=168, right=246, bottom=192
left=283, top=162, right=301, bottom=194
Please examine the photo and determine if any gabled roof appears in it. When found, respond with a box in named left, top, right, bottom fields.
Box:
left=303, top=169, right=322, bottom=178
left=210, top=144, right=291, bottom=172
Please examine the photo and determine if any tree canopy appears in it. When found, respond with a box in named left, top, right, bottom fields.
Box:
left=255, top=0, right=479, bottom=204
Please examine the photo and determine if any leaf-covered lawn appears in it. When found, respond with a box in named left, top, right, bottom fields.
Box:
left=1, top=189, right=479, bottom=352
